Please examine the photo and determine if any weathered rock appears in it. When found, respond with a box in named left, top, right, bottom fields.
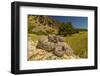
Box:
left=48, top=35, right=64, bottom=43
left=53, top=41, right=67, bottom=57
left=29, top=49, right=48, bottom=60
left=36, top=35, right=74, bottom=57
left=48, top=34, right=57, bottom=43
left=28, top=39, right=38, bottom=59
left=53, top=45, right=65, bottom=57
left=56, top=36, right=64, bottom=42
left=28, top=35, right=79, bottom=61
left=36, top=38, right=55, bottom=51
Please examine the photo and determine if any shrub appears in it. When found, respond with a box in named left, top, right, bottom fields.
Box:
left=58, top=22, right=78, bottom=36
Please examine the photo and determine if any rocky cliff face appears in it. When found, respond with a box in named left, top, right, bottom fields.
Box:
left=28, top=15, right=59, bottom=35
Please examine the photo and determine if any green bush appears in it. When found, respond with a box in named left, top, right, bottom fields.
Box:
left=58, top=22, right=78, bottom=36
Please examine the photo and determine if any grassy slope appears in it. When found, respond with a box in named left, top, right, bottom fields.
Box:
left=28, top=34, right=39, bottom=41
left=65, top=31, right=88, bottom=58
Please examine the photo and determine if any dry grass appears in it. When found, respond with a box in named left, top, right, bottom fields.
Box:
left=65, top=31, right=88, bottom=58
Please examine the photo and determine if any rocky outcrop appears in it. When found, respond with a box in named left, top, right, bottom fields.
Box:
left=28, top=15, right=59, bottom=34
left=28, top=35, right=79, bottom=61
left=36, top=35, right=75, bottom=57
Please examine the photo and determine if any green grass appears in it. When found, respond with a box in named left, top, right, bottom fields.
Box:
left=64, top=31, right=88, bottom=58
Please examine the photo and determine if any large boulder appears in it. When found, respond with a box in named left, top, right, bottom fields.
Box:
left=48, top=34, right=57, bottom=43
left=36, top=35, right=74, bottom=57
left=53, top=44, right=65, bottom=57
left=36, top=37, right=55, bottom=51
left=48, top=35, right=64, bottom=43
left=56, top=36, right=64, bottom=42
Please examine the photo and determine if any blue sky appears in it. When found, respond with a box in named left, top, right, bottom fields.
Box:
left=49, top=16, right=88, bottom=29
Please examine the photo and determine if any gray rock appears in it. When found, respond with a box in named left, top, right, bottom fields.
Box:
left=36, top=38, right=55, bottom=51
left=36, top=35, right=74, bottom=57
left=56, top=36, right=64, bottom=42
left=53, top=45, right=65, bottom=57
left=53, top=42, right=66, bottom=57
left=48, top=35, right=64, bottom=43
left=48, top=34, right=57, bottom=43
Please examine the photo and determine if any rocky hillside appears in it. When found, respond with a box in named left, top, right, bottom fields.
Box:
left=27, top=15, right=80, bottom=61
left=28, top=15, right=59, bottom=35
left=28, top=35, right=79, bottom=61
left=28, top=40, right=79, bottom=61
